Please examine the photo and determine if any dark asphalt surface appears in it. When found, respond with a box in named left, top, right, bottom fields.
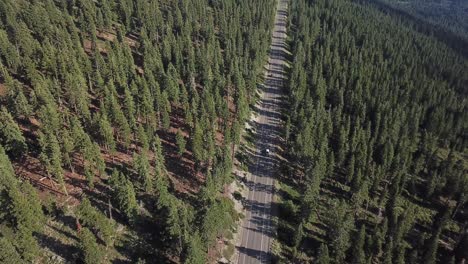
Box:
left=237, top=0, right=289, bottom=263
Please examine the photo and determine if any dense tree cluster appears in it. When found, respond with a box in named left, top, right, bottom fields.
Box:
left=0, top=0, right=275, bottom=262
left=0, top=146, right=45, bottom=262
left=279, top=0, right=468, bottom=263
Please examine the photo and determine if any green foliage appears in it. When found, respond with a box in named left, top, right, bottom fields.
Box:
left=176, top=129, right=186, bottom=156
left=191, top=122, right=204, bottom=164
left=0, top=237, right=22, bottom=264
left=71, top=117, right=106, bottom=187
left=316, top=244, right=330, bottom=264
left=201, top=197, right=237, bottom=246
left=382, top=0, right=468, bottom=41
left=96, top=112, right=116, bottom=152
left=325, top=201, right=353, bottom=263
left=279, top=200, right=299, bottom=222
left=77, top=197, right=116, bottom=246
left=109, top=169, right=138, bottom=221
left=38, top=130, right=64, bottom=185
left=184, top=233, right=206, bottom=264
left=78, top=227, right=104, bottom=264
left=0, top=146, right=44, bottom=262
left=133, top=151, right=153, bottom=192
left=283, top=0, right=468, bottom=262
left=293, top=221, right=304, bottom=249
left=351, top=225, right=366, bottom=264
left=223, top=242, right=235, bottom=259
left=136, top=124, right=149, bottom=151
left=0, top=107, right=27, bottom=158
left=0, top=0, right=277, bottom=261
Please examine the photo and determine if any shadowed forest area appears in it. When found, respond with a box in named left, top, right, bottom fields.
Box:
left=274, top=0, right=467, bottom=263
left=380, top=0, right=468, bottom=43
left=0, top=0, right=276, bottom=263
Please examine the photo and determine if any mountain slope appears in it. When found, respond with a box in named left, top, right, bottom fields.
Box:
left=0, top=0, right=276, bottom=262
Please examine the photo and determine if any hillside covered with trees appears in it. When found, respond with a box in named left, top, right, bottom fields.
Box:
left=381, top=0, right=468, bottom=41
left=0, top=0, right=275, bottom=262
left=276, top=0, right=468, bottom=263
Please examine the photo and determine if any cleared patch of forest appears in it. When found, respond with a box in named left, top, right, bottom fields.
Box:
left=274, top=0, right=468, bottom=263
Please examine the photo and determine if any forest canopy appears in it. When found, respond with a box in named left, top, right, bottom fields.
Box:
left=275, top=0, right=468, bottom=263
left=0, top=0, right=275, bottom=262
left=0, top=0, right=467, bottom=263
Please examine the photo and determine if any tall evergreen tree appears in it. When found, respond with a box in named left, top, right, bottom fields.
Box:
left=0, top=107, right=27, bottom=158
left=176, top=129, right=186, bottom=157
left=352, top=225, right=366, bottom=264
left=78, top=227, right=104, bottom=264
left=316, top=243, right=330, bottom=264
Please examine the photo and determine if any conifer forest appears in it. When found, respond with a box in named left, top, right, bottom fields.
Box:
left=0, top=0, right=466, bottom=263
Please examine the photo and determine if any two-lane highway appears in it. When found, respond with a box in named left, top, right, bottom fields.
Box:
left=236, top=0, right=289, bottom=263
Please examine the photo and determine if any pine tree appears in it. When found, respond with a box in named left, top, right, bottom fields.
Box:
left=133, top=151, right=152, bottom=192
left=383, top=238, right=394, bottom=264
left=137, top=124, right=149, bottom=151
left=165, top=198, right=184, bottom=252
left=0, top=107, right=27, bottom=158
left=109, top=92, right=132, bottom=148
left=184, top=233, right=206, bottom=264
left=176, top=129, right=186, bottom=156
left=10, top=86, right=32, bottom=118
left=38, top=131, right=65, bottom=191
left=395, top=244, right=406, bottom=264
left=198, top=170, right=217, bottom=206
left=136, top=78, right=155, bottom=123
left=97, top=113, right=116, bottom=153
left=161, top=91, right=171, bottom=131
left=293, top=221, right=304, bottom=249
left=123, top=85, right=137, bottom=131
left=78, top=197, right=115, bottom=247
left=0, top=145, right=45, bottom=262
left=346, top=154, right=355, bottom=183
left=0, top=238, right=22, bottom=264
left=422, top=231, right=440, bottom=264
left=191, top=122, right=204, bottom=165
left=352, top=225, right=366, bottom=264
left=152, top=134, right=166, bottom=178
left=115, top=178, right=138, bottom=221
left=326, top=201, right=353, bottom=263
left=78, top=228, right=104, bottom=264
left=316, top=243, right=330, bottom=264
left=165, top=64, right=180, bottom=105
left=60, top=129, right=75, bottom=173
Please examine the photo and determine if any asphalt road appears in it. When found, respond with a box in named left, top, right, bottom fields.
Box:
left=237, top=0, right=289, bottom=263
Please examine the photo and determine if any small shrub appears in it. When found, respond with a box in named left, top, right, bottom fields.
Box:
left=223, top=242, right=235, bottom=259
left=225, top=230, right=234, bottom=240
